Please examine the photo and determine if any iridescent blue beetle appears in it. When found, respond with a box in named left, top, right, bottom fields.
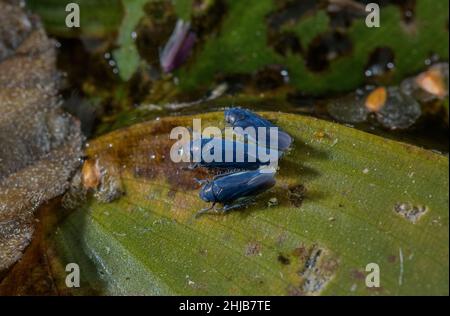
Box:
left=179, top=137, right=282, bottom=170
left=195, top=169, right=276, bottom=217
left=225, top=108, right=293, bottom=151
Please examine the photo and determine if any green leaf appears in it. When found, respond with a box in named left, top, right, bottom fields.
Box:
left=113, top=0, right=149, bottom=81
left=113, top=0, right=193, bottom=81
left=51, top=112, right=448, bottom=295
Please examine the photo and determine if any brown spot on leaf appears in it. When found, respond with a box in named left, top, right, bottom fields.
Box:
left=269, top=31, right=303, bottom=56
left=306, top=32, right=352, bottom=72
left=388, top=255, right=397, bottom=263
left=253, top=64, right=289, bottom=90
left=288, top=184, right=307, bottom=207
left=350, top=269, right=365, bottom=280
left=245, top=242, right=262, bottom=256
left=292, top=245, right=308, bottom=259
left=83, top=117, right=219, bottom=207
left=278, top=254, right=291, bottom=265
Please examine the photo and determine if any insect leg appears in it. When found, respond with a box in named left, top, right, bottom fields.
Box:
left=182, top=162, right=199, bottom=171
left=195, top=202, right=216, bottom=218
left=218, top=198, right=256, bottom=213
left=193, top=177, right=209, bottom=186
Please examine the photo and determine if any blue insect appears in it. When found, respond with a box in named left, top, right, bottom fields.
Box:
left=195, top=169, right=276, bottom=217
left=179, top=137, right=281, bottom=170
left=225, top=108, right=293, bottom=151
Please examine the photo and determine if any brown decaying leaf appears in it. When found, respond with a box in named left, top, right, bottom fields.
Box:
left=0, top=1, right=83, bottom=274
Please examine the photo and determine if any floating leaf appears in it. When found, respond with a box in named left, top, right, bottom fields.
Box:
left=176, top=0, right=449, bottom=94
left=49, top=112, right=448, bottom=295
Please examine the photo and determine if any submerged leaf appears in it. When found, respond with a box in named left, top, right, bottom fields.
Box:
left=0, top=1, right=83, bottom=273
left=50, top=112, right=448, bottom=295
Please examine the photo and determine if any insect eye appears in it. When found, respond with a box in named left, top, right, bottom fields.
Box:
left=226, top=109, right=246, bottom=124
left=225, top=113, right=235, bottom=124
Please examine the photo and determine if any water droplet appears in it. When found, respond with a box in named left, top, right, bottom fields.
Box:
left=376, top=87, right=421, bottom=130
left=327, top=93, right=368, bottom=123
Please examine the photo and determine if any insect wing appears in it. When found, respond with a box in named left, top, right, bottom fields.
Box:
left=226, top=108, right=275, bottom=128
left=212, top=170, right=276, bottom=203
left=226, top=108, right=292, bottom=151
